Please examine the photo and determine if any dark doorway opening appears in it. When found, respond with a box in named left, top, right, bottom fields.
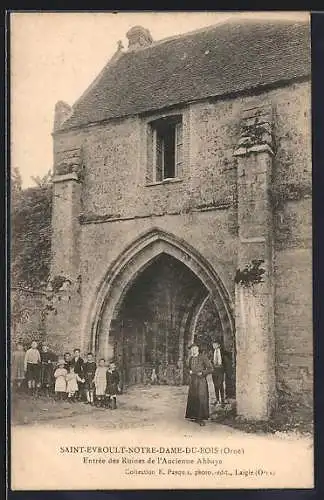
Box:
left=107, top=253, right=235, bottom=396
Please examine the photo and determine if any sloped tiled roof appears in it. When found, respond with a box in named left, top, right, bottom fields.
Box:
left=60, top=17, right=310, bottom=131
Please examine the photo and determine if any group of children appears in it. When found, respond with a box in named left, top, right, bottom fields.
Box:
left=55, top=353, right=120, bottom=409
left=12, top=341, right=121, bottom=409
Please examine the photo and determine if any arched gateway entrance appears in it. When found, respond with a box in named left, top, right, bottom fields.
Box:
left=90, top=229, right=235, bottom=395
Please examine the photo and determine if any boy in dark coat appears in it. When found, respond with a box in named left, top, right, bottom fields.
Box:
left=83, top=353, right=97, bottom=404
left=210, top=340, right=226, bottom=405
left=70, top=348, right=85, bottom=400
left=63, top=352, right=72, bottom=373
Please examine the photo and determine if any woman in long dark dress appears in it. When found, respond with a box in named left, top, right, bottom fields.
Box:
left=185, top=344, right=213, bottom=426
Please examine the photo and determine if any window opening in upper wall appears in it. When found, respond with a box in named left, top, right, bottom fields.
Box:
left=149, top=115, right=183, bottom=183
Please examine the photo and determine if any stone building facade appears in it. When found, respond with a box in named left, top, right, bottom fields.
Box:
left=48, top=18, right=312, bottom=420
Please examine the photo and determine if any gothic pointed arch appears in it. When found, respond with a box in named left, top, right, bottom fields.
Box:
left=86, top=228, right=235, bottom=360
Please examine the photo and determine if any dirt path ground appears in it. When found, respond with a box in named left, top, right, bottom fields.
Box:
left=11, top=385, right=189, bottom=429
left=11, top=384, right=313, bottom=439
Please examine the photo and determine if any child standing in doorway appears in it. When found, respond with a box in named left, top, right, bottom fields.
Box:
left=83, top=353, right=97, bottom=405
left=105, top=362, right=120, bottom=409
left=94, top=358, right=107, bottom=407
left=54, top=359, right=67, bottom=400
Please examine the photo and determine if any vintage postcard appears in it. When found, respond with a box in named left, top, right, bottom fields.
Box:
left=10, top=11, right=313, bottom=490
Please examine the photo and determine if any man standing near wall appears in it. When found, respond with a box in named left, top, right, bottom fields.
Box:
left=211, top=339, right=225, bottom=405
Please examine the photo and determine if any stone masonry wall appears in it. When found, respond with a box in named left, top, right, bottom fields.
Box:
left=54, top=81, right=310, bottom=223
left=77, top=211, right=237, bottom=354
left=52, top=80, right=312, bottom=406
left=271, top=82, right=312, bottom=406
left=274, top=199, right=312, bottom=405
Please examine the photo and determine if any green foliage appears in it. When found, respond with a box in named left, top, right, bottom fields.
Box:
left=31, top=170, right=53, bottom=188
left=11, top=166, right=23, bottom=197
left=11, top=185, right=52, bottom=289
left=14, top=328, right=45, bottom=350
left=239, top=117, right=272, bottom=149
left=235, top=259, right=265, bottom=287
left=49, top=275, right=70, bottom=293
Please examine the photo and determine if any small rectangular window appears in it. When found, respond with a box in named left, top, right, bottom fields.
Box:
left=150, top=116, right=183, bottom=182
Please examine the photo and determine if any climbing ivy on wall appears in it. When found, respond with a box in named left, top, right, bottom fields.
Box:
left=234, top=259, right=265, bottom=287
left=11, top=185, right=53, bottom=289
left=11, top=181, right=53, bottom=345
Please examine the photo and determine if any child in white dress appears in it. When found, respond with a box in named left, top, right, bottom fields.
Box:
left=94, top=358, right=107, bottom=407
left=54, top=360, right=67, bottom=400
left=66, top=366, right=84, bottom=402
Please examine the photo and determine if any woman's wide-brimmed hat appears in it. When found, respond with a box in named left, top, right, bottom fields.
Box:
left=188, top=343, right=199, bottom=349
left=57, top=358, right=65, bottom=366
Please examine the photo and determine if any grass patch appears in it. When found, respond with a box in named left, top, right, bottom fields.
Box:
left=210, top=400, right=313, bottom=436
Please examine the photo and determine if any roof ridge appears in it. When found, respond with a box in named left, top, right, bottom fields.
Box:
left=129, top=18, right=233, bottom=52
left=123, top=13, right=309, bottom=54
left=59, top=16, right=310, bottom=131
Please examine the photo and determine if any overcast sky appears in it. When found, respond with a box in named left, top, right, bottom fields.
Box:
left=10, top=11, right=308, bottom=187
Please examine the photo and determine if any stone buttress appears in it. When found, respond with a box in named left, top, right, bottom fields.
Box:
left=234, top=102, right=276, bottom=420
